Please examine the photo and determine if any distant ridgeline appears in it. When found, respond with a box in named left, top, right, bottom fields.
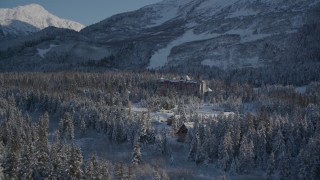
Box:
left=156, top=75, right=212, bottom=97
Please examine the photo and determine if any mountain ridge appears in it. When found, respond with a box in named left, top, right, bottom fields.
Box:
left=0, top=4, right=85, bottom=39
left=0, top=0, right=320, bottom=85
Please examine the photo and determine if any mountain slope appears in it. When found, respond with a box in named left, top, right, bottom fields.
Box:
left=0, top=4, right=85, bottom=39
left=0, top=0, right=320, bottom=84
left=80, top=0, right=320, bottom=70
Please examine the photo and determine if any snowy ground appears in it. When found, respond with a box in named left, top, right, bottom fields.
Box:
left=131, top=103, right=235, bottom=123
left=37, top=44, right=59, bottom=58
left=147, top=22, right=272, bottom=70
left=295, top=86, right=307, bottom=94
left=147, top=30, right=219, bottom=69
left=43, top=101, right=261, bottom=179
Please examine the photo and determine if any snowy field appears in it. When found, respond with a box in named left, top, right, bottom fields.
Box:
left=37, top=44, right=59, bottom=58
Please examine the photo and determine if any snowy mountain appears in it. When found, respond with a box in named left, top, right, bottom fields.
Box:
left=0, top=4, right=85, bottom=39
left=0, top=0, right=320, bottom=84
left=80, top=0, right=320, bottom=71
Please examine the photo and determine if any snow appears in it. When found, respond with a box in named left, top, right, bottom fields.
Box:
left=148, top=6, right=178, bottom=27
left=145, top=0, right=196, bottom=27
left=201, top=59, right=225, bottom=68
left=184, top=122, right=195, bottom=129
left=148, top=19, right=272, bottom=69
left=227, top=8, right=258, bottom=18
left=195, top=104, right=235, bottom=117
left=37, top=44, right=59, bottom=58
left=185, top=22, right=198, bottom=28
left=226, top=28, right=272, bottom=43
left=201, top=56, right=261, bottom=70
left=147, top=30, right=219, bottom=69
left=197, top=0, right=237, bottom=11
left=295, top=86, right=307, bottom=94
left=196, top=0, right=238, bottom=16
left=0, top=4, right=85, bottom=32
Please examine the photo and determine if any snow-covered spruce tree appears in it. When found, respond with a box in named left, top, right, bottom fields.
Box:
left=85, top=153, right=99, bottom=179
left=0, top=143, right=4, bottom=176
left=59, top=112, right=74, bottom=141
left=188, top=132, right=199, bottom=161
left=50, top=131, right=69, bottom=179
left=238, top=134, right=255, bottom=174
left=207, top=132, right=219, bottom=161
left=218, top=131, right=234, bottom=171
left=114, top=162, right=124, bottom=180
left=231, top=120, right=241, bottom=156
left=4, top=148, right=18, bottom=179
left=229, top=157, right=240, bottom=176
left=158, top=128, right=169, bottom=156
left=195, top=135, right=207, bottom=165
left=256, top=123, right=268, bottom=170
left=3, top=118, right=21, bottom=180
left=286, top=131, right=298, bottom=157
left=69, top=145, right=83, bottom=179
left=137, top=112, right=155, bottom=145
left=200, top=129, right=214, bottom=165
left=279, top=152, right=292, bottom=180
left=19, top=128, right=36, bottom=179
left=154, top=171, right=161, bottom=180
left=297, top=136, right=320, bottom=179
left=272, top=129, right=286, bottom=166
left=35, top=112, right=51, bottom=178
left=0, top=163, right=4, bottom=180
left=132, top=143, right=142, bottom=166
left=219, top=175, right=227, bottom=180
left=266, top=152, right=275, bottom=180
left=80, top=118, right=86, bottom=137
left=100, top=161, right=112, bottom=180
left=0, top=121, right=9, bottom=146
left=126, top=165, right=136, bottom=180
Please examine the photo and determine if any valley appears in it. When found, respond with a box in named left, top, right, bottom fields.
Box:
left=0, top=0, right=320, bottom=179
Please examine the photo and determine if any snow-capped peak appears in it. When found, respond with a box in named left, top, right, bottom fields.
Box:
left=0, top=3, right=85, bottom=36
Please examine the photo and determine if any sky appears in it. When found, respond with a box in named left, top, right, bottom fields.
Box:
left=0, top=0, right=162, bottom=26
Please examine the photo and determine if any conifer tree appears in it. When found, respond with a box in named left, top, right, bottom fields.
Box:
left=188, top=132, right=198, bottom=161
left=273, top=129, right=286, bottom=162
left=20, top=138, right=35, bottom=179
left=154, top=171, right=161, bottom=180
left=218, top=132, right=233, bottom=171
left=100, top=161, right=111, bottom=180
left=256, top=123, right=267, bottom=169
left=4, top=127, right=20, bottom=179
left=85, top=153, right=99, bottom=179
left=127, top=165, right=136, bottom=180
left=158, top=128, right=169, bottom=155
left=0, top=163, right=4, bottom=180
left=80, top=118, right=86, bottom=137
left=4, top=151, right=18, bottom=179
left=230, top=157, right=240, bottom=175
left=266, top=152, right=275, bottom=180
left=279, top=152, right=291, bottom=180
left=114, top=162, right=124, bottom=180
left=195, top=136, right=206, bottom=165
left=35, top=112, right=51, bottom=178
left=50, top=132, right=66, bottom=179
left=70, top=145, right=83, bottom=180
left=132, top=143, right=142, bottom=166
left=59, top=112, right=74, bottom=141
left=238, top=134, right=255, bottom=173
